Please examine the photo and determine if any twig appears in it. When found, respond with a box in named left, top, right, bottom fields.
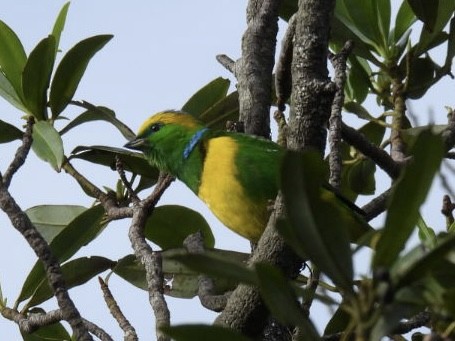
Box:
left=391, top=311, right=431, bottom=335
left=302, top=265, right=320, bottom=317
left=183, top=232, right=230, bottom=312
left=98, top=277, right=138, bottom=341
left=275, top=14, right=296, bottom=111
left=361, top=187, right=394, bottom=222
left=2, top=116, right=34, bottom=188
left=115, top=155, right=139, bottom=203
left=63, top=159, right=133, bottom=220
left=442, top=107, right=455, bottom=151
left=216, top=54, right=235, bottom=73
left=441, top=194, right=455, bottom=228
left=82, top=318, right=114, bottom=341
left=341, top=122, right=401, bottom=179
left=128, top=173, right=173, bottom=341
left=328, top=40, right=354, bottom=189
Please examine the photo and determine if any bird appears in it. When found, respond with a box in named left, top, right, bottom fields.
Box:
left=124, top=110, right=285, bottom=241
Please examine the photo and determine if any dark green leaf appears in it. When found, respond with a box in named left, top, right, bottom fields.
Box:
left=16, top=205, right=106, bottom=305
left=0, top=19, right=26, bottom=97
left=0, top=119, right=22, bottom=143
left=371, top=302, right=421, bottom=340
left=51, top=2, right=70, bottom=54
left=26, top=205, right=86, bottom=243
left=162, top=324, right=251, bottom=341
left=445, top=17, right=455, bottom=68
left=27, top=256, right=114, bottom=307
left=394, top=0, right=416, bottom=42
left=324, top=303, right=351, bottom=336
left=415, top=0, right=455, bottom=55
left=359, top=118, right=386, bottom=146
left=256, top=263, right=304, bottom=325
left=60, top=106, right=135, bottom=140
left=31, top=121, right=64, bottom=171
left=376, top=0, right=391, bottom=49
left=199, top=91, right=239, bottom=129
left=49, top=35, right=113, bottom=117
left=408, top=0, right=439, bottom=31
left=112, top=254, right=148, bottom=290
left=347, top=158, right=376, bottom=195
left=22, top=36, right=56, bottom=120
left=373, top=130, right=444, bottom=269
left=344, top=101, right=376, bottom=121
left=346, top=56, right=372, bottom=104
left=145, top=205, right=214, bottom=249
left=70, top=145, right=159, bottom=179
left=279, top=0, right=298, bottom=21
left=406, top=56, right=436, bottom=99
left=22, top=321, right=71, bottom=341
left=182, top=77, right=230, bottom=116
left=281, top=152, right=354, bottom=292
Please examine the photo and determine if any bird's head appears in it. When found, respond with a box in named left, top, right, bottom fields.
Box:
left=124, top=110, right=207, bottom=173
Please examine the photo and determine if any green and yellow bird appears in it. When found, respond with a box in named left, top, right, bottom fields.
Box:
left=124, top=110, right=284, bottom=241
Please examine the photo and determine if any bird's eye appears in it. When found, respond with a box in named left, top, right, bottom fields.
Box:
left=150, top=123, right=162, bottom=133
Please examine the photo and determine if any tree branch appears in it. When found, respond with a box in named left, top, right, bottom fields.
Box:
left=328, top=41, right=354, bottom=188
left=98, top=277, right=138, bottom=341
left=2, top=116, right=34, bottom=188
left=341, top=122, right=401, bottom=179
left=235, top=0, right=282, bottom=138
left=128, top=173, right=173, bottom=341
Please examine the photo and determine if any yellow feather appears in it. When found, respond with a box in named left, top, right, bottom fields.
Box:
left=137, top=111, right=200, bottom=136
left=198, top=136, right=266, bottom=241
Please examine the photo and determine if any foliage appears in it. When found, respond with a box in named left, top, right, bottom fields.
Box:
left=0, top=1, right=454, bottom=340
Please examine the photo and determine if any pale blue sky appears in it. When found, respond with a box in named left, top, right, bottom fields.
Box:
left=0, top=1, right=453, bottom=340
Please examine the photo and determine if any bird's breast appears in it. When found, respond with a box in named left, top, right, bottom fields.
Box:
left=197, top=136, right=267, bottom=241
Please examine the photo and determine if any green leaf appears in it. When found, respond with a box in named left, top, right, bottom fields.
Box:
left=162, top=325, right=252, bottom=341
left=324, top=303, right=351, bottom=336
left=31, top=121, right=64, bottom=171
left=279, top=0, right=298, bottom=21
left=25, top=205, right=87, bottom=243
left=344, top=101, right=376, bottom=121
left=199, top=91, right=240, bottom=129
left=445, top=17, right=455, bottom=68
left=335, top=0, right=385, bottom=56
left=49, top=35, right=113, bottom=117
left=0, top=19, right=26, bottom=98
left=373, top=130, right=444, bottom=269
left=0, top=70, right=27, bottom=111
left=51, top=2, right=70, bottom=54
left=257, top=263, right=305, bottom=326
left=70, top=145, right=159, bottom=178
left=416, top=214, right=437, bottom=249
left=408, top=0, right=439, bottom=32
left=391, top=233, right=455, bottom=288
left=0, top=119, right=22, bottom=143
left=394, top=0, right=416, bottom=42
left=60, top=106, right=135, bottom=140
left=22, top=321, right=71, bottom=341
left=114, top=249, right=246, bottom=298
left=27, top=256, right=114, bottom=307
left=169, top=250, right=256, bottom=286
left=16, top=205, right=106, bottom=305
left=406, top=56, right=436, bottom=99
left=182, top=77, right=230, bottom=116
left=281, top=152, right=354, bottom=292
left=145, top=205, right=214, bottom=249
left=22, top=36, right=56, bottom=120
left=415, top=0, right=455, bottom=55
left=347, top=158, right=376, bottom=195
left=346, top=56, right=372, bottom=104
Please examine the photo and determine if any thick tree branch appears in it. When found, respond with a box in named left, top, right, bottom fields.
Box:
left=235, top=0, right=282, bottom=138
left=128, top=173, right=173, bottom=341
left=288, top=0, right=336, bottom=153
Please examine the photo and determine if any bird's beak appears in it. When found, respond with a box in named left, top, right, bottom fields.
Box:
left=124, top=138, right=147, bottom=151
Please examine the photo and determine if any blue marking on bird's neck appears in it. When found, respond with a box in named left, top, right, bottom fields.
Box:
left=183, top=127, right=209, bottom=159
